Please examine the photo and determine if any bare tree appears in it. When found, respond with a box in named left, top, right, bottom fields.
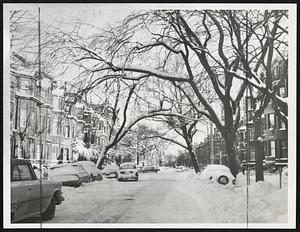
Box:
left=62, top=10, right=288, bottom=177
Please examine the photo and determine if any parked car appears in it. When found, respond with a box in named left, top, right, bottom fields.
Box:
left=175, top=166, right=184, bottom=172
left=141, top=165, right=159, bottom=173
left=75, top=161, right=103, bottom=181
left=101, top=164, right=119, bottom=178
left=199, top=164, right=235, bottom=185
left=117, top=162, right=139, bottom=181
left=11, top=159, right=64, bottom=222
left=48, top=163, right=90, bottom=187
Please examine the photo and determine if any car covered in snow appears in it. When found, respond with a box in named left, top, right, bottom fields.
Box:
left=175, top=166, right=184, bottom=172
left=48, top=163, right=90, bottom=187
left=141, top=165, right=159, bottom=173
left=117, top=162, right=139, bottom=181
left=75, top=161, right=103, bottom=181
left=11, top=159, right=64, bottom=222
left=101, top=164, right=120, bottom=178
left=199, top=164, right=235, bottom=185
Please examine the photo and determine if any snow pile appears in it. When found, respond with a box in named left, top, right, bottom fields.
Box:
left=190, top=172, right=288, bottom=223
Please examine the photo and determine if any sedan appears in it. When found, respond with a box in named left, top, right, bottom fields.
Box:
left=117, top=162, right=139, bottom=181
left=75, top=161, right=103, bottom=181
left=141, top=165, right=159, bottom=173
left=11, top=159, right=64, bottom=222
left=48, top=163, right=90, bottom=187
left=101, top=164, right=119, bottom=178
left=199, top=164, right=235, bottom=185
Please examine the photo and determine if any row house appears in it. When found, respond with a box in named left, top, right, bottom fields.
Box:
left=10, top=56, right=113, bottom=164
left=196, top=56, right=288, bottom=170
left=195, top=128, right=227, bottom=167
left=237, top=57, right=288, bottom=168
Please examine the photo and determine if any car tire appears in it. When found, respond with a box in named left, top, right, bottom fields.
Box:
left=41, top=198, right=56, bottom=220
left=117, top=178, right=122, bottom=182
left=218, top=175, right=229, bottom=185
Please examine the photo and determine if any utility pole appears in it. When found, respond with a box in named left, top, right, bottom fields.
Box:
left=37, top=7, right=43, bottom=225
left=210, top=122, right=214, bottom=164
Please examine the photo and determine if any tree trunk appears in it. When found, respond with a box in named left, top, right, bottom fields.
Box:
left=189, top=150, right=200, bottom=173
left=254, top=115, right=264, bottom=181
left=96, top=145, right=108, bottom=169
left=185, top=137, right=200, bottom=173
left=224, top=136, right=238, bottom=178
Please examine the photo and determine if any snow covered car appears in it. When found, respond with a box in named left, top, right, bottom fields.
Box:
left=141, top=165, right=159, bottom=173
left=199, top=165, right=235, bottom=185
left=101, top=164, right=119, bottom=178
left=48, top=163, right=90, bottom=187
left=11, top=159, right=64, bottom=222
left=175, top=166, right=184, bottom=172
left=117, top=162, right=139, bottom=181
left=75, top=161, right=103, bottom=181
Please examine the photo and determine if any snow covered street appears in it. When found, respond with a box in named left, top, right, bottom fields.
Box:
left=19, top=168, right=288, bottom=225
left=39, top=169, right=287, bottom=224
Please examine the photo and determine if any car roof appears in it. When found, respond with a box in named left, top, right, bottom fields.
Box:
left=204, top=164, right=230, bottom=170
left=11, top=158, right=31, bottom=166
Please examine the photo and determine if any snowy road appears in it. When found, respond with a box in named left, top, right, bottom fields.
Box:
left=50, top=170, right=212, bottom=223
left=19, top=168, right=287, bottom=224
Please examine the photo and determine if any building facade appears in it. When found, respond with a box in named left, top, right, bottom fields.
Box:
left=10, top=57, right=112, bottom=165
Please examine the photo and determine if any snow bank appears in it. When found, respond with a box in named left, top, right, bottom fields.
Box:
left=189, top=171, right=288, bottom=223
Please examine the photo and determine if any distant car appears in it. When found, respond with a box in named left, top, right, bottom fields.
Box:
left=199, top=164, right=235, bottom=185
left=117, top=162, right=139, bottom=181
left=175, top=166, right=184, bottom=172
left=11, top=159, right=64, bottom=222
left=101, top=164, right=119, bottom=178
left=75, top=161, right=103, bottom=181
left=48, top=163, right=90, bottom=187
left=141, top=165, right=159, bottom=173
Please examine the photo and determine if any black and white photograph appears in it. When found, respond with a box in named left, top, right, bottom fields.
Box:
left=3, top=3, right=297, bottom=229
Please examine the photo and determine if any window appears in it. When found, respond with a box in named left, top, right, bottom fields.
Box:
left=250, top=148, right=255, bottom=161
left=279, top=119, right=286, bottom=130
left=65, top=125, right=70, bottom=138
left=18, top=164, right=34, bottom=181
left=47, top=117, right=51, bottom=134
left=247, top=98, right=254, bottom=110
left=99, top=121, right=104, bottom=131
left=249, top=129, right=255, bottom=141
left=20, top=109, right=27, bottom=127
left=269, top=141, right=276, bottom=158
left=281, top=140, right=287, bottom=158
left=91, top=133, right=95, bottom=144
left=268, top=114, right=275, bottom=129
left=279, top=87, right=286, bottom=98
left=12, top=166, right=21, bottom=181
